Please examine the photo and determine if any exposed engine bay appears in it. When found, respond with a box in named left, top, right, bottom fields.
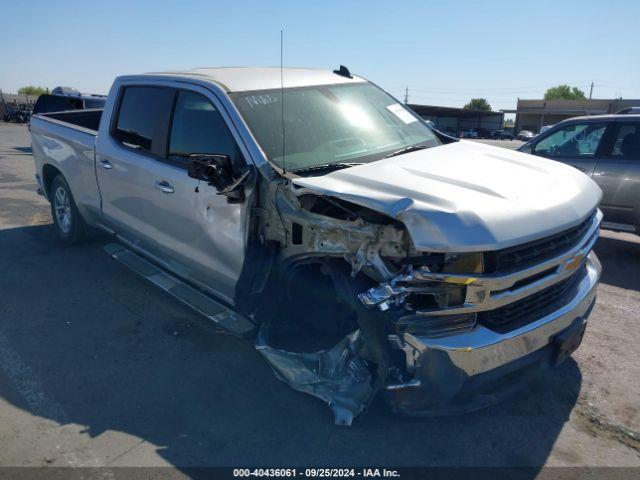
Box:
left=248, top=179, right=478, bottom=425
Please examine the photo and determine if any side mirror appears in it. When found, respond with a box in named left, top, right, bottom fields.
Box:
left=187, top=154, right=253, bottom=202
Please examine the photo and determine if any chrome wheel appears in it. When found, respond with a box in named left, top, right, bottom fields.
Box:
left=53, top=186, right=72, bottom=234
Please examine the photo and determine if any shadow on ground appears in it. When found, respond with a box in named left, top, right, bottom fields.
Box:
left=0, top=224, right=587, bottom=475
left=594, top=232, right=640, bottom=292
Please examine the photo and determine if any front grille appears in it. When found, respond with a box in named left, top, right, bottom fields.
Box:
left=478, top=269, right=583, bottom=333
left=484, top=211, right=596, bottom=274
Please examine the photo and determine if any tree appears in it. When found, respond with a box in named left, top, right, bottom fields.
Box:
left=543, top=85, right=586, bottom=100
left=463, top=98, right=492, bottom=111
left=18, top=86, right=47, bottom=97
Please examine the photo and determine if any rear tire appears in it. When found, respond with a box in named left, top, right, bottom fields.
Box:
left=50, top=174, right=86, bottom=245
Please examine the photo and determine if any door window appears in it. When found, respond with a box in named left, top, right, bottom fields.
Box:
left=610, top=123, right=640, bottom=160
left=113, top=86, right=175, bottom=156
left=168, top=91, right=241, bottom=166
left=533, top=123, right=606, bottom=158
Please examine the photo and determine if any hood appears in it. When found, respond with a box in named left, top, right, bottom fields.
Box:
left=292, top=141, right=602, bottom=252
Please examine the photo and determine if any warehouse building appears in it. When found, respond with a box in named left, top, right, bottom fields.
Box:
left=407, top=104, right=504, bottom=137
left=505, top=98, right=640, bottom=134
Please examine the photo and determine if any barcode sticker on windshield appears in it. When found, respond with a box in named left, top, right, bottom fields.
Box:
left=387, top=104, right=417, bottom=124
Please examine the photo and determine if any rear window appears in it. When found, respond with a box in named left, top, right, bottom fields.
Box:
left=611, top=123, right=640, bottom=160
left=113, top=86, right=174, bottom=155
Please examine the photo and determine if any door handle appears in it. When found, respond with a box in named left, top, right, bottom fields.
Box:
left=100, top=159, right=112, bottom=170
left=155, top=180, right=174, bottom=194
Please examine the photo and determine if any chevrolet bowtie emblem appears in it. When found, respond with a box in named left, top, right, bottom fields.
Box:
left=565, top=252, right=585, bottom=271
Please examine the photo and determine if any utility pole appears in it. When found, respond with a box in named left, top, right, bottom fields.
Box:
left=404, top=86, right=408, bottom=104
left=589, top=82, right=594, bottom=100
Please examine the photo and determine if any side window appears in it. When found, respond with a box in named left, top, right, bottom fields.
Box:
left=168, top=91, right=242, bottom=166
left=113, top=86, right=175, bottom=156
left=610, top=123, right=640, bottom=160
left=533, top=123, right=606, bottom=158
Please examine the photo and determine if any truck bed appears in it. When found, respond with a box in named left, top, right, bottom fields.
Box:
left=38, top=109, right=103, bottom=133
left=30, top=109, right=102, bottom=223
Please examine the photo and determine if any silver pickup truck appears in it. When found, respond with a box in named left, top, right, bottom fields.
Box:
left=31, top=67, right=602, bottom=425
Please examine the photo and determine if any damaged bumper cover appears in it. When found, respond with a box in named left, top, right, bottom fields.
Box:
left=384, top=252, right=601, bottom=415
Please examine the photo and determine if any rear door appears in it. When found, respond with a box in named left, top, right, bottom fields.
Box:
left=591, top=121, right=640, bottom=228
left=96, top=83, right=250, bottom=303
left=96, top=85, right=175, bottom=255
left=530, top=121, right=609, bottom=176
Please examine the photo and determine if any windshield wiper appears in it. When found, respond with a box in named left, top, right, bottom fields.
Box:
left=385, top=144, right=431, bottom=158
left=292, top=162, right=364, bottom=175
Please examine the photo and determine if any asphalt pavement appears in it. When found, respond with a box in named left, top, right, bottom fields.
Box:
left=0, top=123, right=638, bottom=474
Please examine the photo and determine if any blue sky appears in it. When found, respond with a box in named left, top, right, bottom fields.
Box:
left=1, top=0, right=639, bottom=111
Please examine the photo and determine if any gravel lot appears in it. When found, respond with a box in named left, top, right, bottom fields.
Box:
left=0, top=122, right=638, bottom=472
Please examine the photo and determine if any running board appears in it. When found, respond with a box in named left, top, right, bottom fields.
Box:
left=103, top=243, right=256, bottom=338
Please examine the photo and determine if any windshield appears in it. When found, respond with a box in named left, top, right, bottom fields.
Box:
left=230, top=83, right=442, bottom=172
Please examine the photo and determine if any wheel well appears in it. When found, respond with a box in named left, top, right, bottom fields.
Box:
left=42, top=164, right=62, bottom=198
left=256, top=258, right=368, bottom=352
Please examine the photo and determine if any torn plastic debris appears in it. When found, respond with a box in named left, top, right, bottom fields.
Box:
left=255, top=324, right=374, bottom=426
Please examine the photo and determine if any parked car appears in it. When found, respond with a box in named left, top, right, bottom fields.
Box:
left=491, top=129, right=514, bottom=140
left=439, top=127, right=457, bottom=137
left=518, top=113, right=640, bottom=234
left=461, top=128, right=478, bottom=138
left=540, top=125, right=555, bottom=134
left=51, top=86, right=81, bottom=96
left=616, top=106, right=640, bottom=115
left=31, top=67, right=601, bottom=425
left=518, top=130, right=536, bottom=141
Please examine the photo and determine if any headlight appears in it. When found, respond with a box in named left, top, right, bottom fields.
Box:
left=359, top=252, right=484, bottom=311
left=443, top=252, right=484, bottom=274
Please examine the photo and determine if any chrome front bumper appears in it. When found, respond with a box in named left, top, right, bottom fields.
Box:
left=385, top=251, right=601, bottom=414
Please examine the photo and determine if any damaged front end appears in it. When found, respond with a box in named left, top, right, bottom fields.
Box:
left=249, top=180, right=475, bottom=425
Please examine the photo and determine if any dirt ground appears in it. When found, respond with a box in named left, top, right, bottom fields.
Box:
left=0, top=122, right=638, bottom=473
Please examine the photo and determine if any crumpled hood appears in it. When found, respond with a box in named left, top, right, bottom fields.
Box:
left=292, top=141, right=602, bottom=252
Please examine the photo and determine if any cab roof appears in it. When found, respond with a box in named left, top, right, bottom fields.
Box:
left=146, top=67, right=366, bottom=93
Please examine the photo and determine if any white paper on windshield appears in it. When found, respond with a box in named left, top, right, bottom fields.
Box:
left=386, top=103, right=418, bottom=124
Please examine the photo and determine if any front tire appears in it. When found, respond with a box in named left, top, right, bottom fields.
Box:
left=50, top=175, right=86, bottom=245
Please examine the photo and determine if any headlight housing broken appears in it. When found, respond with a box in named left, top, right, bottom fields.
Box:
left=358, top=252, right=484, bottom=311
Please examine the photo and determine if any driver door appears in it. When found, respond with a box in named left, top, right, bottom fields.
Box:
left=531, top=121, right=610, bottom=176
left=145, top=88, right=250, bottom=304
